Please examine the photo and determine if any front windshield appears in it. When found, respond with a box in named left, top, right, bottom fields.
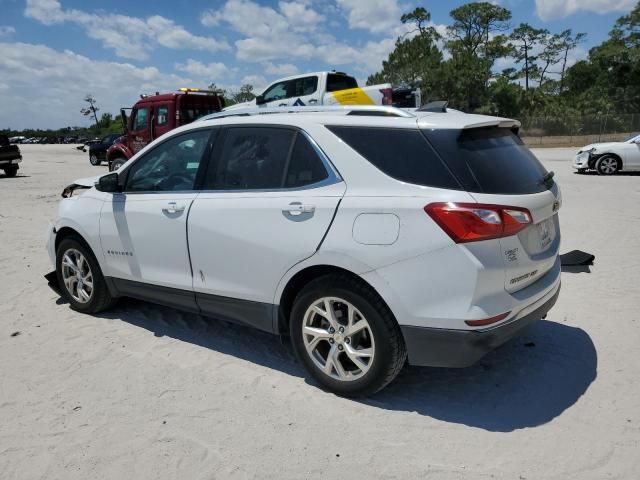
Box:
left=624, top=134, right=640, bottom=143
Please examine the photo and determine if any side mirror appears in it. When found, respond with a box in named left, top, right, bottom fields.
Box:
left=255, top=95, right=266, bottom=105
left=120, top=108, right=129, bottom=133
left=96, top=172, right=121, bottom=193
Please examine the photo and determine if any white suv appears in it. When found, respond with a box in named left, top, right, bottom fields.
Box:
left=46, top=106, right=561, bottom=396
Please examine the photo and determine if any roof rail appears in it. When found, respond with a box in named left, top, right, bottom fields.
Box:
left=197, top=105, right=416, bottom=122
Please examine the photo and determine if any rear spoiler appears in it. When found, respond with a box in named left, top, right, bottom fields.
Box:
left=462, top=119, right=521, bottom=130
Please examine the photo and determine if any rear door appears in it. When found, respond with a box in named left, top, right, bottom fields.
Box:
left=187, top=126, right=345, bottom=329
left=287, top=75, right=320, bottom=106
left=425, top=127, right=561, bottom=293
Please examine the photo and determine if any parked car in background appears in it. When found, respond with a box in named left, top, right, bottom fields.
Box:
left=0, top=134, right=22, bottom=177
left=89, top=133, right=122, bottom=166
left=88, top=134, right=121, bottom=166
left=574, top=133, right=640, bottom=174
left=106, top=88, right=225, bottom=171
left=225, top=71, right=418, bottom=111
left=47, top=105, right=561, bottom=396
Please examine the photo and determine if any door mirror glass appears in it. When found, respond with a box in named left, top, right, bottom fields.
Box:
left=255, top=95, right=266, bottom=105
left=97, top=172, right=121, bottom=193
left=120, top=108, right=129, bottom=133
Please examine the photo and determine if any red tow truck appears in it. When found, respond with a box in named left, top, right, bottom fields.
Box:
left=107, top=88, right=225, bottom=171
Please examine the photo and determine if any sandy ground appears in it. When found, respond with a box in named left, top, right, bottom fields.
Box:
left=1, top=144, right=639, bottom=480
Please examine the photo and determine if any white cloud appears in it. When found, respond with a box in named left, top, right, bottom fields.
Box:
left=175, top=59, right=229, bottom=79
left=201, top=0, right=400, bottom=77
left=535, top=0, right=636, bottom=21
left=263, top=62, right=299, bottom=76
left=278, top=1, right=325, bottom=31
left=240, top=74, right=268, bottom=92
left=335, top=0, right=402, bottom=34
left=24, top=0, right=229, bottom=60
left=0, top=42, right=194, bottom=129
left=0, top=26, right=16, bottom=38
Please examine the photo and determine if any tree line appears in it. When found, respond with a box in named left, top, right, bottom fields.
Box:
left=366, top=2, right=639, bottom=119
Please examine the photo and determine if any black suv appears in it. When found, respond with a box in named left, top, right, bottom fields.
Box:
left=89, top=133, right=122, bottom=166
left=0, top=135, right=22, bottom=177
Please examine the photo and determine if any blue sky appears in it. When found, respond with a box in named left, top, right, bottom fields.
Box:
left=0, top=0, right=636, bottom=129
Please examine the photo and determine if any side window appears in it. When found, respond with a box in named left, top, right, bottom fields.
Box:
left=262, top=81, right=289, bottom=103
left=289, top=76, right=318, bottom=97
left=205, top=127, right=295, bottom=190
left=327, top=126, right=460, bottom=189
left=132, top=107, right=149, bottom=132
left=125, top=129, right=212, bottom=192
left=326, top=74, right=358, bottom=92
left=284, top=135, right=329, bottom=188
left=156, top=105, right=168, bottom=126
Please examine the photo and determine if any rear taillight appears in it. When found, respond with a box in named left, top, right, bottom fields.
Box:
left=425, top=203, right=532, bottom=243
left=381, top=88, right=393, bottom=105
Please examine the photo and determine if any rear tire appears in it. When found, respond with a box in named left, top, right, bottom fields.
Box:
left=596, top=155, right=619, bottom=175
left=289, top=274, right=406, bottom=396
left=3, top=166, right=18, bottom=177
left=56, top=237, right=116, bottom=314
left=89, top=154, right=101, bottom=166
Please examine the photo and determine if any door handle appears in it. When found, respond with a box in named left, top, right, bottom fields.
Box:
left=162, top=201, right=185, bottom=214
left=278, top=103, right=287, bottom=106
left=284, top=202, right=315, bottom=216
left=309, top=99, right=318, bottom=104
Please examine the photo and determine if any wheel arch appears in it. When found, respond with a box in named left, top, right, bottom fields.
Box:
left=106, top=143, right=131, bottom=165
left=275, top=264, right=393, bottom=335
left=594, top=152, right=623, bottom=170
left=55, top=226, right=93, bottom=254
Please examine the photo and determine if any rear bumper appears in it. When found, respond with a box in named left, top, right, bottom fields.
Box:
left=401, top=283, right=560, bottom=367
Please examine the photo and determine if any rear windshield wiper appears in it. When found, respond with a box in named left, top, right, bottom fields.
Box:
left=540, top=170, right=555, bottom=186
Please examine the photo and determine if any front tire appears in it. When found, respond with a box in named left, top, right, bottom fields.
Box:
left=3, top=166, right=18, bottom=177
left=109, top=157, right=126, bottom=172
left=89, top=154, right=101, bottom=166
left=290, top=274, right=406, bottom=396
left=596, top=155, right=619, bottom=175
left=56, top=237, right=116, bottom=313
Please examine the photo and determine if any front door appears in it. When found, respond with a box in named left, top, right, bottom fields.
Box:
left=187, top=126, right=345, bottom=331
left=625, top=138, right=640, bottom=169
left=128, top=106, right=151, bottom=154
left=261, top=80, right=291, bottom=107
left=99, top=128, right=214, bottom=309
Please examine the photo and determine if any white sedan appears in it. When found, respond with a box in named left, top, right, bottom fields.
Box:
left=574, top=134, right=640, bottom=175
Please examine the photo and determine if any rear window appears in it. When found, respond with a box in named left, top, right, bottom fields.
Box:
left=180, top=107, right=219, bottom=124
left=424, top=128, right=550, bottom=194
left=326, top=126, right=460, bottom=189
left=326, top=74, right=358, bottom=93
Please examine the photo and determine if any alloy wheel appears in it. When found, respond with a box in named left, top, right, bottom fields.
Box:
left=599, top=157, right=618, bottom=174
left=302, top=297, right=375, bottom=381
left=61, top=248, right=94, bottom=303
